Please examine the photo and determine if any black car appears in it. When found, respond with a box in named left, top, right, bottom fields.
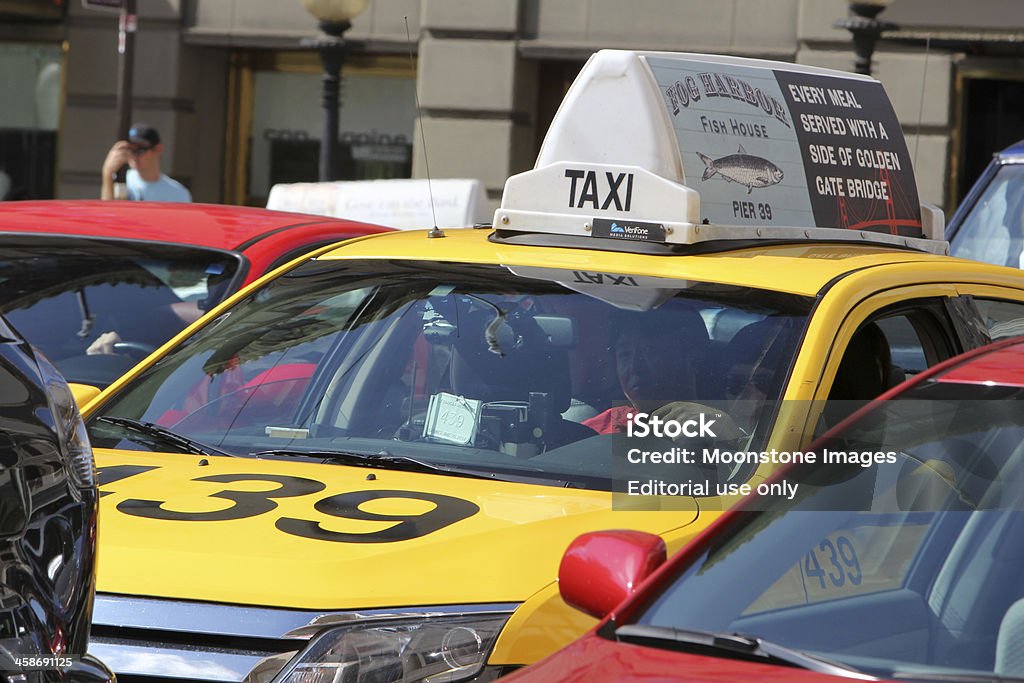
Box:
left=0, top=314, right=112, bottom=681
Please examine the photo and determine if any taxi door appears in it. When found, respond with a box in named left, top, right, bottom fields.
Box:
left=788, top=276, right=1024, bottom=444
left=786, top=282, right=996, bottom=444
left=757, top=283, right=986, bottom=610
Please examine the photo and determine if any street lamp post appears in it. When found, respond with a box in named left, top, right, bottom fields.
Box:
left=833, top=1, right=898, bottom=76
left=115, top=0, right=138, bottom=140
left=301, top=0, right=371, bottom=181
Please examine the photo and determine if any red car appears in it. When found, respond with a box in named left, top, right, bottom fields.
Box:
left=507, top=336, right=1024, bottom=682
left=0, top=200, right=389, bottom=387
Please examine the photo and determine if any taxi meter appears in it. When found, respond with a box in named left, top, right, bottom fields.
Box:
left=78, top=49, right=1019, bottom=683
left=495, top=50, right=946, bottom=253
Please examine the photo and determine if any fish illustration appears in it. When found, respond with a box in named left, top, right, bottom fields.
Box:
left=696, top=145, right=784, bottom=194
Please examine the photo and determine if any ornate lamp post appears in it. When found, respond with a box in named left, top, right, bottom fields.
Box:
left=833, top=0, right=898, bottom=76
left=301, top=0, right=371, bottom=181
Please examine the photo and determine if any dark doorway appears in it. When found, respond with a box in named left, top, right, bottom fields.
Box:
left=535, top=60, right=584, bottom=154
left=958, top=77, right=1024, bottom=203
left=0, top=129, right=56, bottom=200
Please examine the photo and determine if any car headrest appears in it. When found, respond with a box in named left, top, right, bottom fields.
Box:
left=450, top=310, right=572, bottom=413
left=829, top=321, right=894, bottom=401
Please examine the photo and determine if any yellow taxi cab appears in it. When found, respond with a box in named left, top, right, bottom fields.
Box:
left=75, top=50, right=1024, bottom=683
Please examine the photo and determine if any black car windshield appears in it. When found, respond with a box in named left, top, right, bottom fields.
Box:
left=87, top=258, right=810, bottom=490
left=629, top=380, right=1024, bottom=681
left=951, top=163, right=1024, bottom=269
left=0, top=236, right=239, bottom=388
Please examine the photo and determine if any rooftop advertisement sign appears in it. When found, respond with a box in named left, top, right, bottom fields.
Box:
left=646, top=55, right=923, bottom=237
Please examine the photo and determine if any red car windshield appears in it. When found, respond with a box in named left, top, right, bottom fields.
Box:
left=627, top=379, right=1024, bottom=681
left=0, top=236, right=240, bottom=388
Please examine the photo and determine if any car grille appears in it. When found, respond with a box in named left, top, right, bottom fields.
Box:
left=88, top=594, right=325, bottom=683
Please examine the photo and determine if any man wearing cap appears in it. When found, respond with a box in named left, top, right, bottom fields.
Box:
left=101, top=123, right=192, bottom=202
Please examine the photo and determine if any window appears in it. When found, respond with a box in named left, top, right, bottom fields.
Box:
left=822, top=303, right=959, bottom=432
left=975, top=298, right=1024, bottom=339
left=226, top=52, right=416, bottom=206
left=951, top=164, right=1024, bottom=269
left=830, top=306, right=956, bottom=403
left=0, top=42, right=62, bottom=200
left=0, top=236, right=239, bottom=388
left=88, top=259, right=813, bottom=491
left=629, top=386, right=1024, bottom=680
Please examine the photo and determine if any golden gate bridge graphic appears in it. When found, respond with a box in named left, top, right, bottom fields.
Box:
left=835, top=166, right=921, bottom=236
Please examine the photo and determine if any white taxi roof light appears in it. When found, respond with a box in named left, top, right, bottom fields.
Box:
left=496, top=50, right=948, bottom=255
left=496, top=161, right=699, bottom=241
left=535, top=50, right=685, bottom=182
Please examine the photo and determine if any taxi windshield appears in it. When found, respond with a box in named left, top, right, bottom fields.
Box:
left=0, top=236, right=239, bottom=388
left=628, top=382, right=1024, bottom=680
left=87, top=258, right=810, bottom=490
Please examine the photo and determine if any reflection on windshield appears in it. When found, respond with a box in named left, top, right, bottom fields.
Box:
left=632, top=385, right=1024, bottom=680
left=0, top=236, right=238, bottom=388
left=88, top=259, right=810, bottom=490
left=951, top=164, right=1024, bottom=269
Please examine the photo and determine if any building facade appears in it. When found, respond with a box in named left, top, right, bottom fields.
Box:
left=2, top=0, right=1022, bottom=215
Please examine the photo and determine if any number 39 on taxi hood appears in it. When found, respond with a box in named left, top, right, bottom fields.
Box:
left=74, top=50, right=1024, bottom=683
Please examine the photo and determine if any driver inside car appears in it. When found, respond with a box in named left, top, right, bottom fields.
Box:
left=584, top=309, right=743, bottom=440
left=84, top=265, right=230, bottom=356
left=85, top=303, right=201, bottom=356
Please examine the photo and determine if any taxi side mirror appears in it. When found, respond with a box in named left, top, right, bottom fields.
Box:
left=69, top=383, right=101, bottom=410
left=558, top=530, right=666, bottom=620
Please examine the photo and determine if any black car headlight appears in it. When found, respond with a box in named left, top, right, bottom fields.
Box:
left=36, top=354, right=95, bottom=490
left=270, top=613, right=510, bottom=683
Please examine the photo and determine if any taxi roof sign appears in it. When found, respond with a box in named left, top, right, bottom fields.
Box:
left=496, top=50, right=947, bottom=255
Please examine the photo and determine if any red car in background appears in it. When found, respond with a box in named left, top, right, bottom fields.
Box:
left=0, top=201, right=389, bottom=387
left=507, top=337, right=1024, bottom=683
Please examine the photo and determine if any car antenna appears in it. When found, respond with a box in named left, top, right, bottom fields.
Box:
left=913, top=34, right=931, bottom=168
left=405, top=16, right=444, bottom=239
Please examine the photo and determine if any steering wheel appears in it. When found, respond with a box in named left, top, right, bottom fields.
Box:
left=112, top=341, right=157, bottom=359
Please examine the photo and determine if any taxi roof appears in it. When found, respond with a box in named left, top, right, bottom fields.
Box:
left=0, top=200, right=380, bottom=252
left=318, top=227, right=973, bottom=298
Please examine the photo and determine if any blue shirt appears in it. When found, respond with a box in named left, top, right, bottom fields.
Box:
left=126, top=169, right=192, bottom=202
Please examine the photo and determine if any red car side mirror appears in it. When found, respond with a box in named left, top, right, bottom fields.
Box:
left=558, top=530, right=667, bottom=620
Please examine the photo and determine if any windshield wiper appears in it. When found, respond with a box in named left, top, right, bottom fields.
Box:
left=614, top=624, right=875, bottom=680
left=250, top=448, right=580, bottom=486
left=95, top=416, right=233, bottom=458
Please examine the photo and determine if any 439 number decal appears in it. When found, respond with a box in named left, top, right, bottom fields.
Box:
left=803, top=535, right=862, bottom=589
left=98, top=465, right=479, bottom=543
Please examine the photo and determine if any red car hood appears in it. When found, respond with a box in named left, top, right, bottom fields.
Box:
left=504, top=633, right=874, bottom=683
